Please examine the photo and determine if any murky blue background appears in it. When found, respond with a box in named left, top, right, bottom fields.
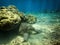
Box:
left=0, top=0, right=60, bottom=13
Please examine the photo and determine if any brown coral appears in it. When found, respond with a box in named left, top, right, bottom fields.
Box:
left=25, top=15, right=37, bottom=24
left=0, top=6, right=21, bottom=31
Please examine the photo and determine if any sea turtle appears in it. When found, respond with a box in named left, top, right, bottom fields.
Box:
left=18, top=23, right=40, bottom=42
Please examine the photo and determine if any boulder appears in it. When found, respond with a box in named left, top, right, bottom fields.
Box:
left=0, top=6, right=21, bottom=31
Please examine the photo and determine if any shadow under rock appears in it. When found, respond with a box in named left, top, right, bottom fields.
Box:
left=0, top=24, right=21, bottom=44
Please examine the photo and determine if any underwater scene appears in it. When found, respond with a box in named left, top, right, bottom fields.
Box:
left=0, top=0, right=60, bottom=45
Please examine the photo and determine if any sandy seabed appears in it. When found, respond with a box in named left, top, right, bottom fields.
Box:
left=0, top=13, right=60, bottom=45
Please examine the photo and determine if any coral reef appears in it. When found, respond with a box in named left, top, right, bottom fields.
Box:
left=0, top=6, right=21, bottom=31
left=9, top=36, right=24, bottom=45
left=25, top=15, right=37, bottom=24
left=0, top=5, right=38, bottom=45
left=0, top=5, right=37, bottom=31
left=0, top=5, right=60, bottom=45
left=7, top=5, right=19, bottom=13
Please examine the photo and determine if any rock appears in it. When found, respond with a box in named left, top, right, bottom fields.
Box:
left=8, top=5, right=26, bottom=22
left=0, top=6, right=8, bottom=13
left=0, top=5, right=37, bottom=32
left=10, top=36, right=24, bottom=45
left=18, top=12, right=26, bottom=22
left=7, top=5, right=18, bottom=13
left=0, top=6, right=21, bottom=31
left=25, top=15, right=37, bottom=24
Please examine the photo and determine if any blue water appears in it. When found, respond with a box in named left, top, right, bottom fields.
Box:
left=0, top=0, right=60, bottom=13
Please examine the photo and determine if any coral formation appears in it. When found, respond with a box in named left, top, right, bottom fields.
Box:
left=0, top=5, right=60, bottom=45
left=25, top=15, right=37, bottom=24
left=0, top=5, right=21, bottom=31
left=10, top=36, right=24, bottom=45
left=0, top=5, right=38, bottom=44
left=7, top=5, right=18, bottom=13
left=0, top=5, right=37, bottom=31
